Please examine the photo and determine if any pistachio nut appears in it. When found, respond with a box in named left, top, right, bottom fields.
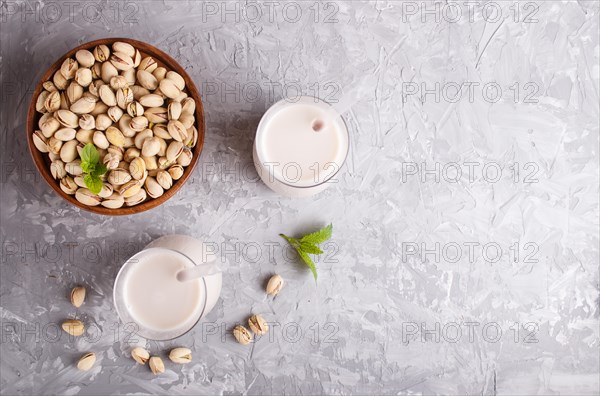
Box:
left=168, top=101, right=182, bottom=121
left=91, top=63, right=102, bottom=80
left=93, top=44, right=110, bottom=62
left=101, top=192, right=125, bottom=209
left=122, top=68, right=136, bottom=86
left=129, top=116, right=149, bottom=132
left=159, top=78, right=181, bottom=99
left=70, top=286, right=86, bottom=307
left=131, top=85, right=150, bottom=100
left=75, top=129, right=93, bottom=145
left=138, top=56, right=158, bottom=73
left=179, top=113, right=195, bottom=129
left=108, top=106, right=124, bottom=123
left=149, top=356, right=164, bottom=375
left=60, top=176, right=78, bottom=195
left=118, top=180, right=143, bottom=198
left=54, top=127, right=76, bottom=141
left=45, top=91, right=61, bottom=112
left=60, top=58, right=78, bottom=80
left=98, top=183, right=114, bottom=198
left=127, top=101, right=144, bottom=117
left=166, top=71, right=185, bottom=90
left=101, top=61, right=119, bottom=84
left=75, top=68, right=93, bottom=87
left=166, top=141, right=184, bottom=162
left=88, top=79, right=103, bottom=96
left=125, top=188, right=147, bottom=206
left=40, top=114, right=61, bottom=137
left=110, top=51, right=135, bottom=71
left=167, top=120, right=187, bottom=142
left=77, top=352, right=96, bottom=371
left=99, top=85, right=117, bottom=106
left=103, top=152, right=120, bottom=170
left=233, top=325, right=253, bottom=345
left=144, top=176, right=164, bottom=198
left=124, top=147, right=141, bottom=162
left=129, top=157, right=147, bottom=180
left=143, top=155, right=158, bottom=171
left=75, top=49, right=95, bottom=68
left=248, top=314, right=269, bottom=335
left=48, top=137, right=63, bottom=155
left=181, top=97, right=196, bottom=115
left=91, top=101, right=109, bottom=116
left=112, top=41, right=135, bottom=58
left=66, top=82, right=84, bottom=103
left=156, top=170, right=173, bottom=190
left=62, top=319, right=84, bottom=336
left=137, top=70, right=158, bottom=90
left=60, top=140, right=79, bottom=163
left=50, top=160, right=66, bottom=179
left=70, top=96, right=97, bottom=114
left=144, top=107, right=168, bottom=124
left=116, top=87, right=134, bottom=109
left=36, top=91, right=49, bottom=113
left=93, top=131, right=110, bottom=150
left=139, top=94, right=164, bottom=108
left=109, top=75, right=129, bottom=91
left=65, top=160, right=83, bottom=176
left=169, top=348, right=192, bottom=364
left=141, top=137, right=160, bottom=157
left=266, top=274, right=284, bottom=296
left=79, top=114, right=95, bottom=130
left=95, top=114, right=112, bottom=131
left=168, top=164, right=184, bottom=180
left=185, top=126, right=198, bottom=147
left=74, top=176, right=86, bottom=188
left=108, top=168, right=132, bottom=186
left=177, top=149, right=193, bottom=166
left=106, top=126, right=125, bottom=147
left=152, top=124, right=171, bottom=140
left=32, top=131, right=49, bottom=153
left=131, top=347, right=150, bottom=365
left=153, top=67, right=167, bottom=82
left=53, top=69, right=69, bottom=90
left=75, top=188, right=102, bottom=206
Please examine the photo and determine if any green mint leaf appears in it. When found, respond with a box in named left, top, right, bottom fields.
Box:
left=80, top=161, right=95, bottom=174
left=299, top=224, right=333, bottom=245
left=279, top=234, right=300, bottom=249
left=81, top=143, right=99, bottom=164
left=84, top=174, right=103, bottom=194
left=92, top=163, right=108, bottom=176
left=297, top=249, right=318, bottom=281
left=300, top=242, right=323, bottom=255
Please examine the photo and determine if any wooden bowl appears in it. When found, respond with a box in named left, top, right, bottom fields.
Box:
left=26, top=38, right=204, bottom=216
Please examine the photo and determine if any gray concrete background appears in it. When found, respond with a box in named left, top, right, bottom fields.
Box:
left=1, top=1, right=599, bottom=395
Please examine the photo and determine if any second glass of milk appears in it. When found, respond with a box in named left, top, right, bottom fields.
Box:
left=113, top=235, right=222, bottom=340
left=253, top=96, right=349, bottom=197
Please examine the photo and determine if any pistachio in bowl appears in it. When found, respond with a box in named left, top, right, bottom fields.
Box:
left=27, top=38, right=204, bottom=215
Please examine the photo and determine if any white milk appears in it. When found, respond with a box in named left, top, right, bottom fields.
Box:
left=114, top=235, right=222, bottom=340
left=123, top=249, right=204, bottom=332
left=253, top=96, right=349, bottom=197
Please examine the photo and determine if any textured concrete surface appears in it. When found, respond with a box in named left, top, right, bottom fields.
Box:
left=1, top=1, right=599, bottom=395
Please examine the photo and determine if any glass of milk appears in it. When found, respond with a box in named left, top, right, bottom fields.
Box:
left=113, top=235, right=222, bottom=340
left=253, top=96, right=349, bottom=197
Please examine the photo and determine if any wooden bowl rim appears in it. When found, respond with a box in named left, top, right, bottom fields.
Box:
left=26, top=37, right=205, bottom=216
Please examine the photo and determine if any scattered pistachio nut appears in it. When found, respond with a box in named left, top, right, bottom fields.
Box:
left=248, top=314, right=269, bottom=335
left=77, top=352, right=96, bottom=371
left=62, top=319, right=84, bottom=336
left=266, top=274, right=284, bottom=296
left=31, top=41, right=199, bottom=209
left=131, top=347, right=150, bottom=365
left=70, top=286, right=86, bottom=307
left=168, top=348, right=192, bottom=364
left=149, top=356, right=165, bottom=375
left=233, top=325, right=253, bottom=345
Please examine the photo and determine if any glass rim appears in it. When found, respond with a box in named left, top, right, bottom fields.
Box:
left=113, top=247, right=208, bottom=341
left=254, top=95, right=350, bottom=189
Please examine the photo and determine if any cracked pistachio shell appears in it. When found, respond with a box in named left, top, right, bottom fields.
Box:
left=60, top=140, right=79, bottom=163
left=168, top=164, right=184, bottom=180
left=156, top=170, right=173, bottom=190
left=144, top=107, right=168, bottom=124
left=108, top=168, right=132, bottom=186
left=99, top=85, right=117, bottom=106
left=129, top=157, right=146, bottom=180
left=131, top=347, right=150, bottom=365
left=101, top=192, right=125, bottom=209
left=43, top=81, right=58, bottom=92
left=138, top=56, right=158, bottom=73
left=62, top=319, right=84, bottom=336
left=141, top=137, right=160, bottom=157
left=77, top=352, right=96, bottom=371
left=108, top=106, right=124, bottom=123
left=93, top=131, right=110, bottom=150
left=36, top=91, right=49, bottom=113
left=79, top=114, right=95, bottom=130
left=105, top=126, right=125, bottom=147
left=93, top=44, right=110, bottom=62
left=266, top=274, right=284, bottom=296
left=159, top=78, right=181, bottom=99
left=75, top=68, right=92, bottom=87
left=137, top=69, right=158, bottom=90
left=139, top=94, right=164, bottom=108
left=101, top=61, right=119, bottom=84
left=177, top=149, right=192, bottom=166
left=110, top=75, right=129, bottom=91
left=127, top=101, right=144, bottom=118
left=149, top=356, right=164, bottom=375
left=40, top=114, right=60, bottom=137
left=70, top=96, right=97, bottom=114
left=166, top=141, right=184, bottom=162
left=169, top=348, right=192, bottom=364
left=45, top=91, right=60, bottom=112
left=70, top=286, right=86, bottom=307
left=144, top=176, right=164, bottom=199
left=75, top=188, right=102, bottom=206
left=33, top=131, right=49, bottom=153
left=53, top=69, right=69, bottom=90
left=110, top=51, right=135, bottom=71
left=54, top=127, right=76, bottom=141
left=167, top=120, right=187, bottom=142
left=60, top=58, right=78, bottom=80
left=66, top=82, right=84, bottom=103
left=60, top=176, right=78, bottom=195
left=233, top=325, right=253, bottom=345
left=124, top=147, right=141, bottom=162
left=248, top=314, right=269, bottom=335
left=95, top=114, right=112, bottom=131
left=125, top=188, right=147, bottom=206
left=166, top=71, right=185, bottom=90
left=112, top=41, right=135, bottom=58
left=50, top=160, right=66, bottom=179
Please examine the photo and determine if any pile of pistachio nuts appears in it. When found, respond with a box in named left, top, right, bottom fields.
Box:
left=32, top=41, right=198, bottom=208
